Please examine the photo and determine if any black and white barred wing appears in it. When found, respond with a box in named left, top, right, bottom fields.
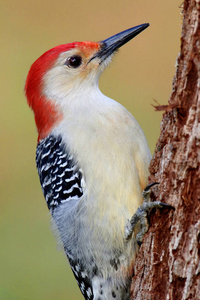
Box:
left=36, top=135, right=84, bottom=212
left=36, top=135, right=94, bottom=299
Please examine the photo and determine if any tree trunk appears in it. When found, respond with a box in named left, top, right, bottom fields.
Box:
left=130, top=1, right=200, bottom=299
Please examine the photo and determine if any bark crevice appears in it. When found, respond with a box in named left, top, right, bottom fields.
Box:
left=130, top=1, right=200, bottom=299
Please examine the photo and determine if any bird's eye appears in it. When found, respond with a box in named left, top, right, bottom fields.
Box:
left=65, top=55, right=82, bottom=68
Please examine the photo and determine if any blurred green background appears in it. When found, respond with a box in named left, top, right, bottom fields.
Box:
left=1, top=1, right=181, bottom=299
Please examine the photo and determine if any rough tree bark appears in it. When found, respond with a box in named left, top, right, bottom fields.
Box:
left=130, top=1, right=200, bottom=299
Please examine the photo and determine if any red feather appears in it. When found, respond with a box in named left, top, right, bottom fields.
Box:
left=25, top=42, right=100, bottom=140
left=25, top=44, right=77, bottom=140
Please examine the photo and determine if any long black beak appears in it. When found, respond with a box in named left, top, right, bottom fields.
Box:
left=94, top=23, right=149, bottom=62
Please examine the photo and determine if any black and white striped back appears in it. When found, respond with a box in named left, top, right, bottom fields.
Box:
left=36, top=135, right=84, bottom=212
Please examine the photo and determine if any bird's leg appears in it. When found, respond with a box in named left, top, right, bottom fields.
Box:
left=124, top=182, right=174, bottom=244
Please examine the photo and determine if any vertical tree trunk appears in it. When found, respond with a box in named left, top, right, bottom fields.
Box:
left=130, top=1, right=200, bottom=299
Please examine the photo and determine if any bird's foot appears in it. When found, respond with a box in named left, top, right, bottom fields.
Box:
left=124, top=182, right=174, bottom=244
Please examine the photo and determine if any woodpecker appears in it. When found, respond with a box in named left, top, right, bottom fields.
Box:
left=25, top=24, right=168, bottom=299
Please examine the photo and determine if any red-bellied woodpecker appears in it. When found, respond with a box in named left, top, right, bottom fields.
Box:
left=25, top=24, right=171, bottom=299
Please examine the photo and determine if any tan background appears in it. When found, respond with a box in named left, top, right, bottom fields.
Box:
left=0, top=1, right=181, bottom=299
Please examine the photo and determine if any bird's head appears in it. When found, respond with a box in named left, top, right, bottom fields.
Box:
left=25, top=23, right=149, bottom=140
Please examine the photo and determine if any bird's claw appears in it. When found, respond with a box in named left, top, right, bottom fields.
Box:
left=125, top=182, right=174, bottom=243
